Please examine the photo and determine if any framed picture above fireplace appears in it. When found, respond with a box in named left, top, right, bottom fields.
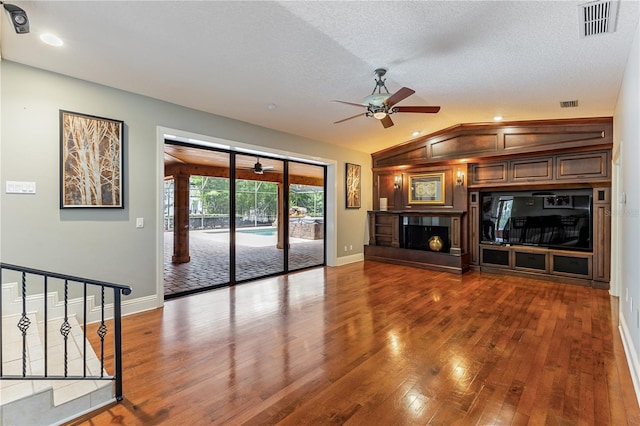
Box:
left=408, top=172, right=445, bottom=204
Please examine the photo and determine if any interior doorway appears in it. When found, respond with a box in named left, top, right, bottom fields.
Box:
left=163, top=141, right=326, bottom=298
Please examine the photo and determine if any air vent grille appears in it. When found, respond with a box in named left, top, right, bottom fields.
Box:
left=580, top=0, right=618, bottom=37
left=560, top=100, right=579, bottom=108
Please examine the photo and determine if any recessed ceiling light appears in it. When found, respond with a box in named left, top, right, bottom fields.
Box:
left=267, top=103, right=277, bottom=110
left=40, top=33, right=63, bottom=47
left=493, top=116, right=503, bottom=122
left=412, top=130, right=420, bottom=137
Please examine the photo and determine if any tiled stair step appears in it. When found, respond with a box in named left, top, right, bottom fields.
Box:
left=2, top=280, right=106, bottom=324
left=1, top=313, right=113, bottom=426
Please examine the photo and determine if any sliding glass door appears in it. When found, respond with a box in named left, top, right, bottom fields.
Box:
left=234, top=154, right=285, bottom=282
left=164, top=141, right=326, bottom=298
left=288, top=162, right=326, bottom=271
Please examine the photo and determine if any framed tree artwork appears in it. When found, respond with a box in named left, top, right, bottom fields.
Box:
left=345, top=163, right=361, bottom=209
left=60, top=110, right=124, bottom=208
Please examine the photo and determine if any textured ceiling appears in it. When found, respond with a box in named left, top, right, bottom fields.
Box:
left=1, top=1, right=638, bottom=154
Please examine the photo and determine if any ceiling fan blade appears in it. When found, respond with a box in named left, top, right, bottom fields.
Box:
left=380, top=115, right=394, bottom=128
left=334, top=113, right=365, bottom=124
left=331, top=100, right=366, bottom=108
left=394, top=105, right=441, bottom=114
left=384, top=87, right=415, bottom=107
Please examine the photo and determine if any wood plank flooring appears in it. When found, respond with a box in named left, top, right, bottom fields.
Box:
left=70, top=261, right=640, bottom=425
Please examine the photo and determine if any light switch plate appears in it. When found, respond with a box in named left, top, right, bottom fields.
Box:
left=6, top=181, right=36, bottom=194
left=136, top=218, right=144, bottom=228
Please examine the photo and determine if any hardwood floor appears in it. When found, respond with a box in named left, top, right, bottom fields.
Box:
left=71, top=261, right=640, bottom=425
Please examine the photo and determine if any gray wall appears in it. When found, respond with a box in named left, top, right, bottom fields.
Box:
left=614, top=17, right=640, bottom=396
left=0, top=61, right=371, bottom=304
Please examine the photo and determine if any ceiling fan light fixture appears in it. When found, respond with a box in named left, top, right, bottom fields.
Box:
left=373, top=111, right=387, bottom=120
left=364, top=93, right=391, bottom=106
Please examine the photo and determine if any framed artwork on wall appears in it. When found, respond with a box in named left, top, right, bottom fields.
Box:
left=408, top=172, right=445, bottom=204
left=345, top=163, right=361, bottom=209
left=60, top=110, right=124, bottom=208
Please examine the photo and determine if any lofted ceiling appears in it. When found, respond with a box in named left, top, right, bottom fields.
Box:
left=1, top=1, right=638, bottom=154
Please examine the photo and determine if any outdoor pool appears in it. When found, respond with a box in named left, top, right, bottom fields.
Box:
left=237, top=227, right=277, bottom=236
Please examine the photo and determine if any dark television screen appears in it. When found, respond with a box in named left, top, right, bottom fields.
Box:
left=481, top=189, right=592, bottom=252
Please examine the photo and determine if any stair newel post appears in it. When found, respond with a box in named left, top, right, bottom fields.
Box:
left=114, top=288, right=125, bottom=401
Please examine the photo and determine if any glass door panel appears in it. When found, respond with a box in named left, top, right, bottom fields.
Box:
left=163, top=143, right=230, bottom=298
left=235, top=154, right=285, bottom=281
left=288, top=162, right=326, bottom=271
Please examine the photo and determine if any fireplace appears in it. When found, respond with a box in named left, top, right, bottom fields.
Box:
left=401, top=216, right=451, bottom=253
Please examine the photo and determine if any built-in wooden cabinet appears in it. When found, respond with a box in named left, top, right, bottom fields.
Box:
left=369, top=117, right=612, bottom=289
left=368, top=212, right=399, bottom=248
left=468, top=150, right=610, bottom=188
left=480, top=244, right=598, bottom=286
left=365, top=211, right=468, bottom=274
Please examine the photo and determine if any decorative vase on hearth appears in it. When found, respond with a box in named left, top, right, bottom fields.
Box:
left=428, top=235, right=443, bottom=252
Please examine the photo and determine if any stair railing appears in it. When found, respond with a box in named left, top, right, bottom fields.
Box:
left=0, top=263, right=132, bottom=401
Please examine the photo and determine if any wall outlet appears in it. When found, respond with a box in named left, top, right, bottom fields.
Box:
left=630, top=297, right=633, bottom=315
left=349, top=244, right=353, bottom=251
left=344, top=245, right=347, bottom=252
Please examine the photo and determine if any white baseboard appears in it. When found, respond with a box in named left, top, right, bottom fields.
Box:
left=619, top=314, right=640, bottom=406
left=2, top=281, right=160, bottom=325
left=120, top=294, right=159, bottom=318
left=334, top=253, right=364, bottom=266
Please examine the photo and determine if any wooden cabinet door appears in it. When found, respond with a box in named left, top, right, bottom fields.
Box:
left=555, top=151, right=609, bottom=181
left=480, top=246, right=511, bottom=268
left=513, top=249, right=549, bottom=272
left=509, top=157, right=553, bottom=183
left=470, top=162, right=508, bottom=186
left=550, top=252, right=592, bottom=279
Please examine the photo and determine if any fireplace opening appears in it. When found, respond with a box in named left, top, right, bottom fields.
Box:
left=401, top=216, right=451, bottom=253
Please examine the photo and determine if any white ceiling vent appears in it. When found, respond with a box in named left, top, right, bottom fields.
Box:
left=579, top=0, right=619, bottom=37
left=560, top=100, right=579, bottom=108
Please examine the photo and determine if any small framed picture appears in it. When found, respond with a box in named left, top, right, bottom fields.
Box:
left=345, top=163, right=361, bottom=209
left=543, top=195, right=572, bottom=209
left=408, top=173, right=445, bottom=204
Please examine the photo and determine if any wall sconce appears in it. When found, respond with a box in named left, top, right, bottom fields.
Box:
left=394, top=175, right=401, bottom=190
left=456, top=170, right=465, bottom=186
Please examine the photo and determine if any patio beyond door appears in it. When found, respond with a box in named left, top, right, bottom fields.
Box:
left=163, top=142, right=326, bottom=298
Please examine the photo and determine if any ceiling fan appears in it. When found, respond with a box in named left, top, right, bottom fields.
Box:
left=333, top=68, right=440, bottom=129
left=251, top=157, right=274, bottom=175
